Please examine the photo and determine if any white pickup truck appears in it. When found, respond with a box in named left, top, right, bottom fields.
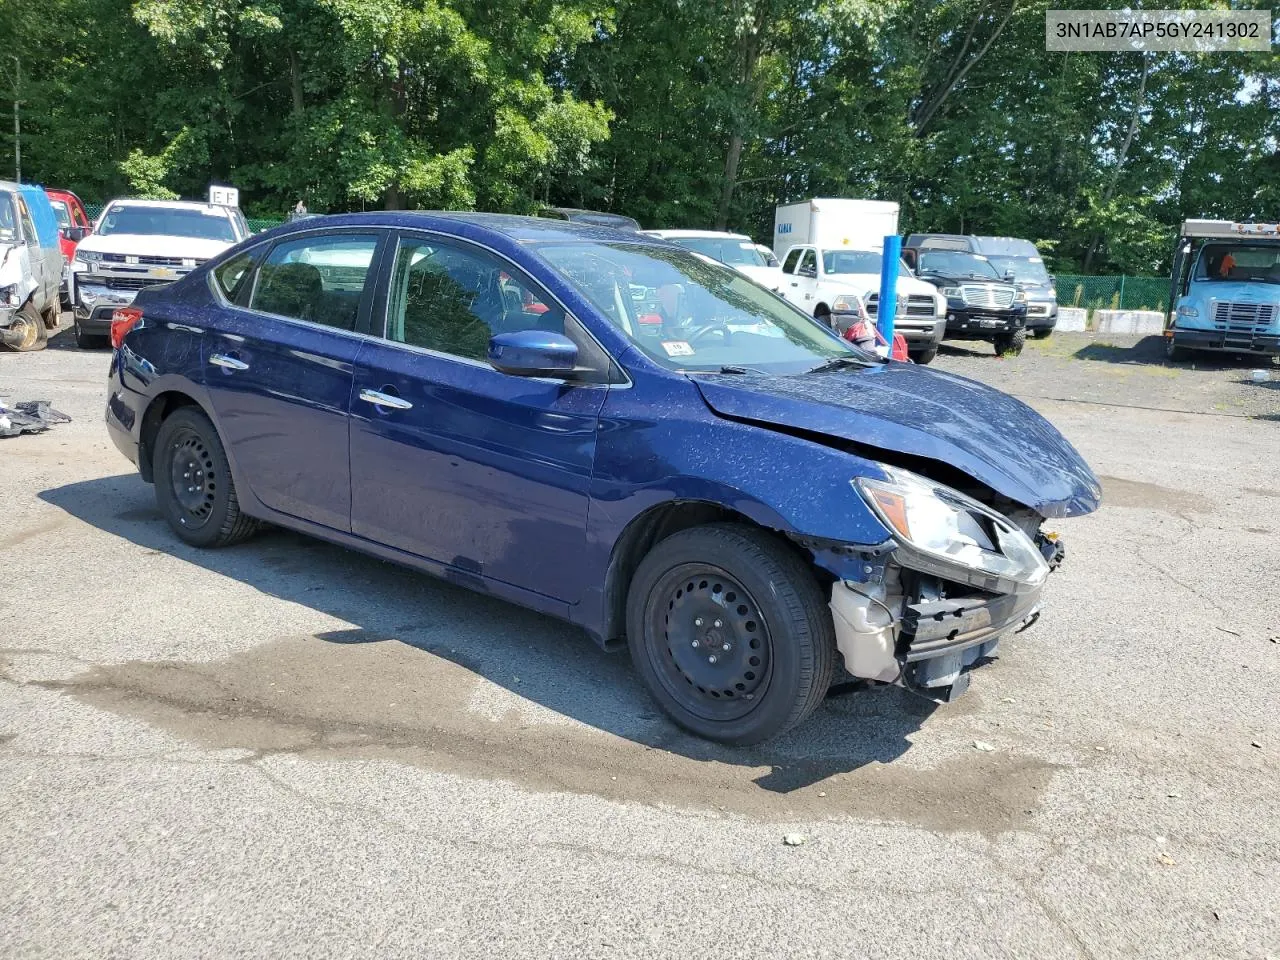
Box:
left=776, top=244, right=947, bottom=363
left=71, top=198, right=250, bottom=347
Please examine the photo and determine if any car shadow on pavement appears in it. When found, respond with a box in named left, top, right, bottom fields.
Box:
left=39, top=475, right=936, bottom=796
left=1073, top=335, right=1277, bottom=370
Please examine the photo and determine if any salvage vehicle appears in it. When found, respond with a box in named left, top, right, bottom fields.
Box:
left=1, top=181, right=64, bottom=351
left=72, top=197, right=250, bottom=347
left=902, top=246, right=1028, bottom=356
left=642, top=229, right=783, bottom=289
left=777, top=244, right=946, bottom=364
left=46, top=189, right=93, bottom=306
left=906, top=234, right=1058, bottom=338
left=104, top=213, right=1100, bottom=744
left=1165, top=219, right=1280, bottom=361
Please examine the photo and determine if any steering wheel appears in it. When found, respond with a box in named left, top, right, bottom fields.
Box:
left=683, top=319, right=731, bottom=344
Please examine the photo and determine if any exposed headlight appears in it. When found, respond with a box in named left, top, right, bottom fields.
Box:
left=831, top=294, right=863, bottom=314
left=1177, top=304, right=1198, bottom=318
left=940, top=287, right=962, bottom=298
left=1, top=284, right=18, bottom=307
left=75, top=250, right=104, bottom=263
left=855, top=466, right=1049, bottom=593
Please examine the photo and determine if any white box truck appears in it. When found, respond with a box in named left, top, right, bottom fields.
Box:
left=773, top=198, right=900, bottom=252
left=771, top=198, right=946, bottom=363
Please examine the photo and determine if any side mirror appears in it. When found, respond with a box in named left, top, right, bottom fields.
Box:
left=488, top=330, right=579, bottom=378
left=64, top=226, right=90, bottom=242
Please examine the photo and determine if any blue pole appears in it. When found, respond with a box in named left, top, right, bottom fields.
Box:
left=878, top=235, right=901, bottom=355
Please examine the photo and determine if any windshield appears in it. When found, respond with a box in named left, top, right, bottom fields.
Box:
left=1195, top=243, right=1280, bottom=285
left=97, top=205, right=237, bottom=242
left=537, top=242, right=869, bottom=374
left=822, top=250, right=914, bottom=276
left=918, top=250, right=1001, bottom=280
left=48, top=200, right=71, bottom=228
left=670, top=237, right=768, bottom=268
left=0, top=193, right=15, bottom=242
left=987, top=256, right=1050, bottom=284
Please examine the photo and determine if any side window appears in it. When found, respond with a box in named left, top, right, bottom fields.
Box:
left=798, top=248, right=817, bottom=277
left=17, top=197, right=37, bottom=246
left=250, top=234, right=378, bottom=330
left=386, top=235, right=616, bottom=380
left=213, top=249, right=263, bottom=307
left=781, top=248, right=801, bottom=275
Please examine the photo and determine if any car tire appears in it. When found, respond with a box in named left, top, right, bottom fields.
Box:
left=626, top=522, right=836, bottom=745
left=911, top=345, right=938, bottom=365
left=1032, top=327, right=1053, bottom=339
left=1, top=302, right=49, bottom=352
left=153, top=407, right=260, bottom=548
left=73, top=318, right=104, bottom=349
left=1165, top=337, right=1192, bottom=363
left=42, top=299, right=60, bottom=329
left=813, top=305, right=832, bottom=329
left=994, top=328, right=1026, bottom=357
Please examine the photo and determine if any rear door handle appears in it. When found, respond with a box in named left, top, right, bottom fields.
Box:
left=359, top=388, right=413, bottom=411
left=209, top=354, right=249, bottom=371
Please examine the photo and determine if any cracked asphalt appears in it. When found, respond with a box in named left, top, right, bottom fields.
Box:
left=2, top=328, right=1278, bottom=959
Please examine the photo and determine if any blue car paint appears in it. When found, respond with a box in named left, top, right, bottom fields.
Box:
left=105, top=212, right=1100, bottom=648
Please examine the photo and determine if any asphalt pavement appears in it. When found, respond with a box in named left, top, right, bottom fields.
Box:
left=1, top=328, right=1277, bottom=959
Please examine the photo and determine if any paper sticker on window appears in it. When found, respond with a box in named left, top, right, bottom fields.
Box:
left=661, top=341, right=695, bottom=357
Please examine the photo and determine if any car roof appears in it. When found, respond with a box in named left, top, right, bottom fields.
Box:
left=103, top=198, right=236, bottom=214
left=261, top=211, right=670, bottom=247
left=643, top=229, right=751, bottom=241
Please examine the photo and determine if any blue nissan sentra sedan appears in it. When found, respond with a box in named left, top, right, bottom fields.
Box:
left=104, top=213, right=1101, bottom=744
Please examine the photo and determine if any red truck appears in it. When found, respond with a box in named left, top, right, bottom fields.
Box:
left=44, top=189, right=92, bottom=307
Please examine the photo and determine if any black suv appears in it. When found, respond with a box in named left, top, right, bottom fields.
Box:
left=902, top=247, right=1028, bottom=356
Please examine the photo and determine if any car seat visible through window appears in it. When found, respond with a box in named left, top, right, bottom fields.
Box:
left=255, top=262, right=325, bottom=322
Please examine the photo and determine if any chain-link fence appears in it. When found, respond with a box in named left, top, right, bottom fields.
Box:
left=1054, top=274, right=1169, bottom=313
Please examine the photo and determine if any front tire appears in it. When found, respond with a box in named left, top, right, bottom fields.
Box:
left=626, top=523, right=836, bottom=745
left=911, top=345, right=938, bottom=365
left=153, top=408, right=259, bottom=548
left=1165, top=336, right=1192, bottom=362
left=993, top=328, right=1026, bottom=357
left=1, top=302, right=48, bottom=352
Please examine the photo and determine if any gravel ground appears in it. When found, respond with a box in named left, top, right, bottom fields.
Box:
left=1, top=324, right=1278, bottom=959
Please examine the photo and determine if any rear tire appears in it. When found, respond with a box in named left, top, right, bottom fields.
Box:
left=993, top=328, right=1026, bottom=357
left=626, top=523, right=836, bottom=745
left=1, top=302, right=48, bottom=352
left=911, top=345, right=938, bottom=365
left=153, top=408, right=259, bottom=548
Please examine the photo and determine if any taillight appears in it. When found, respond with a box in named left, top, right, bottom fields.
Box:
left=110, top=306, right=143, bottom=349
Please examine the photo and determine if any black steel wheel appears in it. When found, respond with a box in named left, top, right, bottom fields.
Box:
left=153, top=407, right=259, bottom=548
left=626, top=523, right=836, bottom=744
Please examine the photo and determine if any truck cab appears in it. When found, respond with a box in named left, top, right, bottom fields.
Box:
left=777, top=244, right=946, bottom=363
left=0, top=181, right=64, bottom=351
left=1166, top=219, right=1280, bottom=361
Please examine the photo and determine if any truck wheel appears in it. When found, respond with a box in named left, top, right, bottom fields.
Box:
left=153, top=408, right=260, bottom=548
left=1032, top=327, right=1052, bottom=340
left=994, top=328, right=1025, bottom=357
left=911, top=345, right=938, bottom=365
left=1, top=302, right=49, bottom=352
left=1165, top=337, right=1192, bottom=362
left=42, top=299, right=60, bottom=329
left=813, top=305, right=832, bottom=328
left=626, top=523, right=836, bottom=745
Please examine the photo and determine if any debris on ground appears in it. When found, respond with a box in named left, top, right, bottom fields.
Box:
left=973, top=740, right=996, bottom=752
left=0, top=400, right=72, bottom=438
left=782, top=833, right=807, bottom=846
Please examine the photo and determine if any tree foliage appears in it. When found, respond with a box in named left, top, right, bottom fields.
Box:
left=2, top=0, right=1276, bottom=272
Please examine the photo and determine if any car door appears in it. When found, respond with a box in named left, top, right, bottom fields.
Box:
left=201, top=229, right=387, bottom=532
left=349, top=231, right=611, bottom=603
left=14, top=195, right=48, bottom=311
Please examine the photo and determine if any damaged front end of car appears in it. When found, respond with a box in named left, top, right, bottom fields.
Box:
left=799, top=464, right=1068, bottom=703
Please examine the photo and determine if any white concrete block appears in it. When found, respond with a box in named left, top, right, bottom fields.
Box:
left=1056, top=307, right=1088, bottom=332
left=1094, top=310, right=1165, bottom=335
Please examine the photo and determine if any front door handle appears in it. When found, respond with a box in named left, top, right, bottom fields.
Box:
left=790, top=281, right=798, bottom=287
left=359, top=388, right=413, bottom=411
left=209, top=353, right=249, bottom=371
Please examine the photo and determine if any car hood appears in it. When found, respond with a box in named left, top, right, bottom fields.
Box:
left=76, top=234, right=234, bottom=259
left=692, top=363, right=1101, bottom=518
left=827, top=272, right=940, bottom=299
